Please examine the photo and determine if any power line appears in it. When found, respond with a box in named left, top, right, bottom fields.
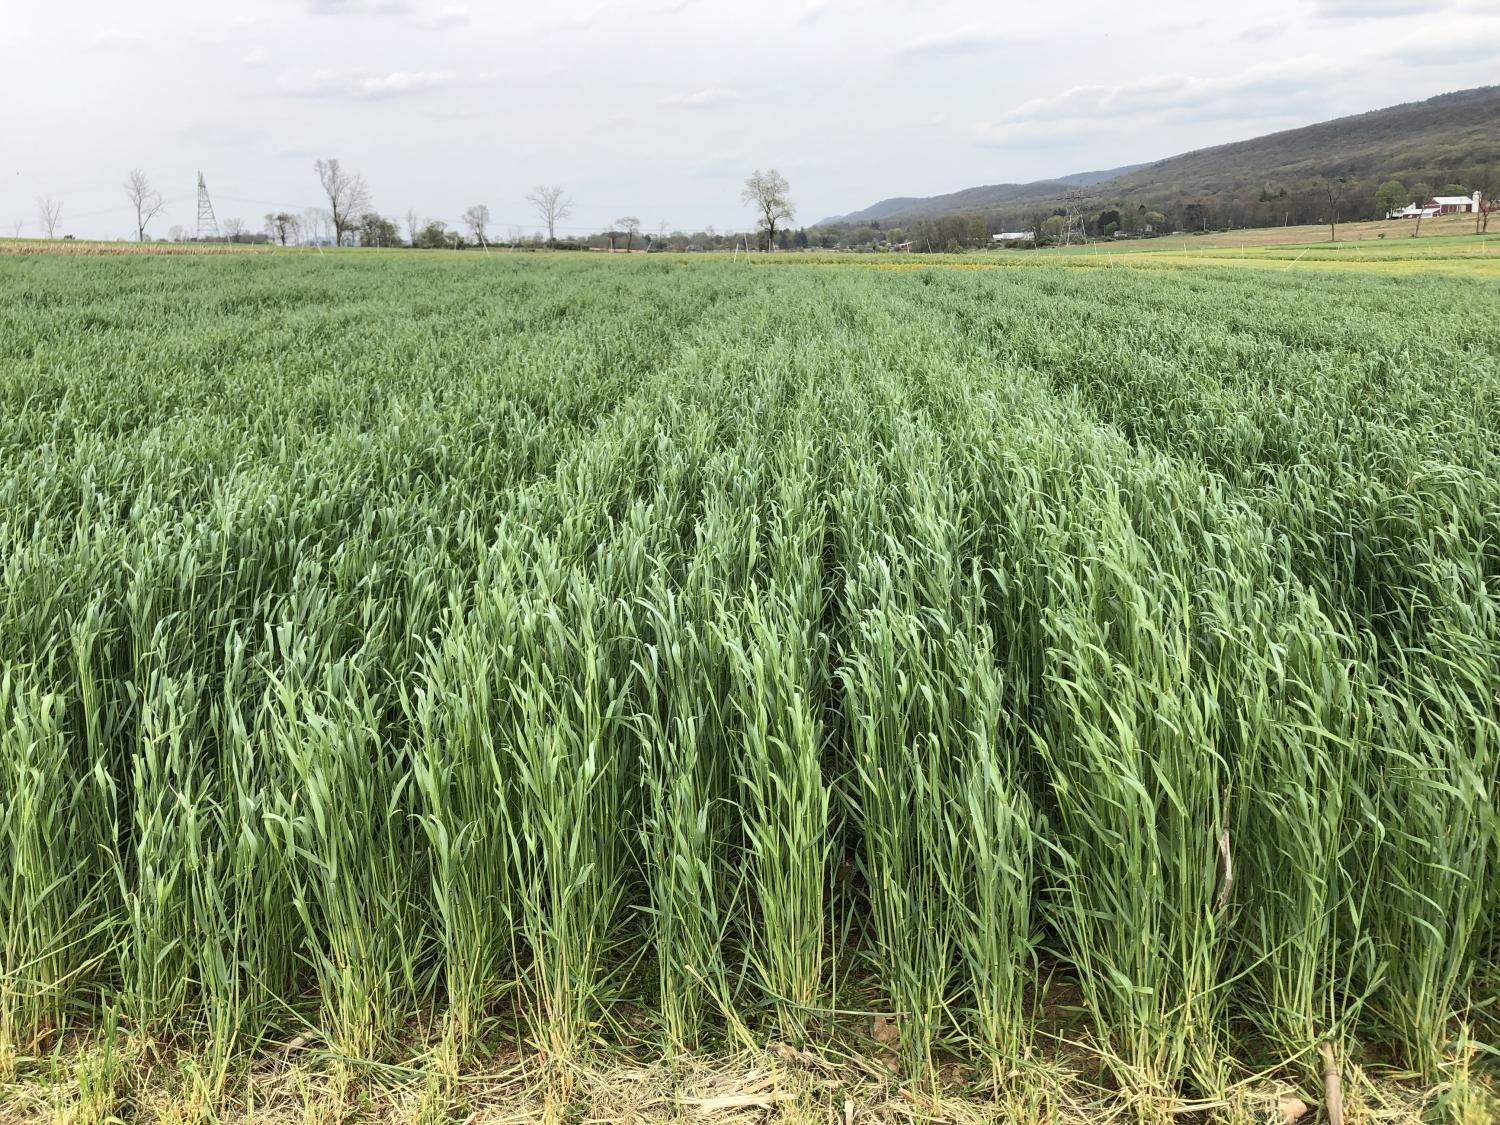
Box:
left=32, top=197, right=189, bottom=223
left=210, top=193, right=746, bottom=234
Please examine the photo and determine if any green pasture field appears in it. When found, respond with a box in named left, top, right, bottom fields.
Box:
left=1031, top=230, right=1500, bottom=277
left=761, top=229, right=1500, bottom=278
left=0, top=250, right=1496, bottom=1123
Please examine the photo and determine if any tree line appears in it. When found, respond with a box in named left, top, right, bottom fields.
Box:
left=11, top=161, right=800, bottom=251
left=812, top=172, right=1493, bottom=251
left=19, top=158, right=1487, bottom=250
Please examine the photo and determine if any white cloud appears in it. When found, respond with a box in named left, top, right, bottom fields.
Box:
left=281, top=69, right=456, bottom=99
left=972, top=57, right=1342, bottom=148
left=178, top=121, right=264, bottom=147
left=554, top=4, right=606, bottom=27
left=1237, top=24, right=1284, bottom=43
left=895, top=24, right=1016, bottom=59
left=1380, top=24, right=1500, bottom=65
left=12, top=0, right=1500, bottom=242
left=971, top=117, right=1113, bottom=151
left=1311, top=0, right=1429, bottom=16
left=305, top=0, right=412, bottom=14
left=424, top=106, right=482, bottom=121
left=88, top=29, right=146, bottom=49
left=660, top=87, right=738, bottom=108
left=798, top=0, right=834, bottom=24
left=1310, top=0, right=1490, bottom=16
left=415, top=5, right=470, bottom=28
left=692, top=151, right=746, bottom=177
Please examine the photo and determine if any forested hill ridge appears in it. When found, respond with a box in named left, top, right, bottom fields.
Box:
left=818, top=86, right=1500, bottom=243
left=819, top=162, right=1149, bottom=225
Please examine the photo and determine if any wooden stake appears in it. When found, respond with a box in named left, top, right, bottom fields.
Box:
left=1318, top=1041, right=1343, bottom=1125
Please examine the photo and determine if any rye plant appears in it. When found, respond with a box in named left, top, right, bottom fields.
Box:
left=0, top=249, right=1496, bottom=1117
left=1036, top=534, right=1230, bottom=1098
left=631, top=587, right=739, bottom=1051
left=0, top=676, right=99, bottom=1068
left=409, top=605, right=520, bottom=1054
left=501, top=564, right=629, bottom=1066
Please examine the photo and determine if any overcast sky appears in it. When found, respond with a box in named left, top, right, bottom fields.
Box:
left=4, top=0, right=1498, bottom=239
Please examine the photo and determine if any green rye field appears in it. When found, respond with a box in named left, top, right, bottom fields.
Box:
left=0, top=249, right=1497, bottom=1123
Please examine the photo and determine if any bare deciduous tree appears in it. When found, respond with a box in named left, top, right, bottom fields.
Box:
left=168, top=225, right=187, bottom=242
left=301, top=207, right=330, bottom=246
left=616, top=215, right=641, bottom=251
left=265, top=212, right=298, bottom=245
left=314, top=158, right=371, bottom=246
left=1320, top=176, right=1347, bottom=243
left=741, top=169, right=794, bottom=251
left=463, top=204, right=491, bottom=247
left=222, top=217, right=245, bottom=242
left=37, top=195, right=63, bottom=239
left=526, top=185, right=574, bottom=242
left=123, top=170, right=166, bottom=242
left=405, top=208, right=420, bottom=246
left=10, top=219, right=23, bottom=239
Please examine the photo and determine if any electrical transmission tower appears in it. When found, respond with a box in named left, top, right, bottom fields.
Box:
left=1060, top=190, right=1088, bottom=246
left=195, top=172, right=220, bottom=241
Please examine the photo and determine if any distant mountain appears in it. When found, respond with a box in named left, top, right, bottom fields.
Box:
left=818, top=162, right=1149, bottom=226
left=818, top=87, right=1500, bottom=231
left=1054, top=162, right=1152, bottom=188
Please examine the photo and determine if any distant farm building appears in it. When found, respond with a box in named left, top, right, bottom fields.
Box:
left=1430, top=192, right=1482, bottom=214
left=992, top=231, right=1034, bottom=244
left=1389, top=191, right=1482, bottom=219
